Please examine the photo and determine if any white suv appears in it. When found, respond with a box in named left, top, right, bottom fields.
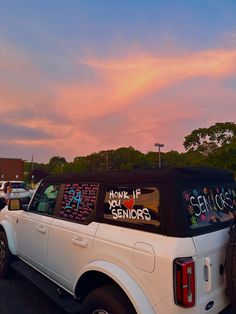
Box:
left=0, top=181, right=32, bottom=205
left=0, top=167, right=235, bottom=313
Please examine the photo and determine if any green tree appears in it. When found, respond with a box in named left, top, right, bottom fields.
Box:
left=143, top=152, right=158, bottom=169
left=48, top=156, right=67, bottom=174
left=182, top=150, right=204, bottom=166
left=97, top=150, right=115, bottom=171
left=112, top=147, right=144, bottom=170
left=86, top=153, right=101, bottom=171
left=206, top=138, right=236, bottom=171
left=163, top=150, right=183, bottom=167
left=159, top=150, right=203, bottom=167
left=184, top=122, right=236, bottom=155
left=73, top=157, right=90, bottom=172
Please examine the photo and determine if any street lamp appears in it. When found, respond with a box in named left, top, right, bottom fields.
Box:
left=61, top=163, right=64, bottom=174
left=31, top=174, right=34, bottom=189
left=154, top=143, right=164, bottom=168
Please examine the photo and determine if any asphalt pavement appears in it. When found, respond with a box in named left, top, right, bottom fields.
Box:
left=0, top=271, right=235, bottom=314
left=0, top=272, right=65, bottom=314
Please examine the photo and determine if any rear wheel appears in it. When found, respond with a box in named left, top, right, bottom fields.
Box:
left=81, top=284, right=136, bottom=314
left=226, top=222, right=236, bottom=308
left=0, top=231, right=13, bottom=278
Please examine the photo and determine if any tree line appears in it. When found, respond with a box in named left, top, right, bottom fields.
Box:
left=24, top=122, right=236, bottom=182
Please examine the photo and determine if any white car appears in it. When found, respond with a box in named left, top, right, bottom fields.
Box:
left=0, top=181, right=32, bottom=205
left=0, top=168, right=235, bottom=313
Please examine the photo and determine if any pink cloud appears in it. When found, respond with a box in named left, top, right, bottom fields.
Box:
left=0, top=43, right=236, bottom=161
left=53, top=48, right=236, bottom=118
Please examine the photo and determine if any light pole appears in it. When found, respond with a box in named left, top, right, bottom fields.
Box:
left=61, top=163, right=64, bottom=174
left=31, top=174, right=34, bottom=189
left=155, top=143, right=164, bottom=168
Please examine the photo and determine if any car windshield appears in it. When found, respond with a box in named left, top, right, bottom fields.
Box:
left=11, top=182, right=27, bottom=189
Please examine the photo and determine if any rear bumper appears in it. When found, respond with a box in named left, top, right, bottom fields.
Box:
left=154, top=293, right=231, bottom=314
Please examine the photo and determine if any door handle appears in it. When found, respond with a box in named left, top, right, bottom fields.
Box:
left=72, top=236, right=88, bottom=248
left=204, top=256, right=212, bottom=293
left=36, top=226, right=46, bottom=233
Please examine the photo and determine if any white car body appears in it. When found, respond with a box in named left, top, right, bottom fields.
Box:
left=0, top=168, right=235, bottom=313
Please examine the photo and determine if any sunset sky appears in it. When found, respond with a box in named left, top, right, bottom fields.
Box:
left=1, top=0, right=236, bottom=162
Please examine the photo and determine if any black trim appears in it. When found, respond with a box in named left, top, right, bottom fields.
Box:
left=32, top=167, right=235, bottom=237
left=42, top=167, right=235, bottom=185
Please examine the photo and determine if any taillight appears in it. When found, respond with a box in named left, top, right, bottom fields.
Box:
left=174, top=257, right=195, bottom=308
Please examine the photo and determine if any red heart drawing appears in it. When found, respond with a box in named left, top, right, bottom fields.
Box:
left=123, top=198, right=135, bottom=209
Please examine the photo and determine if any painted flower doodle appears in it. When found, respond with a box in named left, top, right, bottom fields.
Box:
left=183, top=191, right=190, bottom=201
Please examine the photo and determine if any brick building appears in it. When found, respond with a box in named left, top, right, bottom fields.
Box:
left=0, top=158, right=24, bottom=181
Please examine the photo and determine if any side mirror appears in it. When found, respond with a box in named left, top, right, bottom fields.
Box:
left=8, top=198, right=23, bottom=211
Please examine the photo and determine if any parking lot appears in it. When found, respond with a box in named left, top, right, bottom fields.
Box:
left=0, top=272, right=65, bottom=314
left=0, top=271, right=235, bottom=314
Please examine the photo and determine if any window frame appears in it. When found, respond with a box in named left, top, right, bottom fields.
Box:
left=52, top=182, right=100, bottom=225
left=27, top=182, right=62, bottom=216
left=96, top=183, right=162, bottom=233
left=182, top=183, right=236, bottom=231
left=163, top=181, right=236, bottom=237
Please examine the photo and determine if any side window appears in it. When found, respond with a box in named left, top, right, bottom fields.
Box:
left=104, top=186, right=160, bottom=228
left=57, top=182, right=99, bottom=224
left=183, top=185, right=236, bottom=229
left=30, top=183, right=60, bottom=215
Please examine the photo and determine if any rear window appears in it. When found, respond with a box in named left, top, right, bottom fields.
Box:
left=11, top=182, right=27, bottom=189
left=183, top=185, right=236, bottom=229
left=104, top=186, right=160, bottom=228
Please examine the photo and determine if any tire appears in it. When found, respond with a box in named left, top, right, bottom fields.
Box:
left=0, top=231, right=13, bottom=278
left=226, top=222, right=236, bottom=309
left=81, top=284, right=136, bottom=314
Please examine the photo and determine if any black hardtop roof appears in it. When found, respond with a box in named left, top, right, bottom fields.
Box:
left=43, top=167, right=235, bottom=185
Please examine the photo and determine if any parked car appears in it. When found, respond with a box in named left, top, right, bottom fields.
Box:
left=0, top=181, right=32, bottom=205
left=0, top=167, right=235, bottom=313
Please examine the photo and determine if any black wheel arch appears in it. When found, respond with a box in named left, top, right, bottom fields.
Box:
left=75, top=270, right=118, bottom=300
left=75, top=270, right=135, bottom=311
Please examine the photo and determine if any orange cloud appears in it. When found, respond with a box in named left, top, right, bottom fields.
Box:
left=1, top=44, right=236, bottom=160
left=54, top=48, right=236, bottom=118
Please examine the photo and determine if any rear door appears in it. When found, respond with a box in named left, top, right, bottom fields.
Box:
left=46, top=182, right=99, bottom=292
